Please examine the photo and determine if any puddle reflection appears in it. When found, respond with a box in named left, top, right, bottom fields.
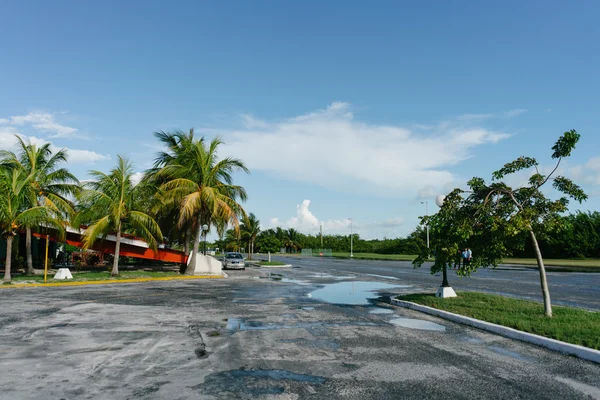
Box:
left=308, top=281, right=410, bottom=305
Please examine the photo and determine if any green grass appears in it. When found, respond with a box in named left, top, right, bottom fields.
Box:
left=396, top=292, right=600, bottom=350
left=299, top=252, right=600, bottom=268
left=330, top=252, right=417, bottom=261
left=502, top=258, right=600, bottom=268
left=10, top=270, right=180, bottom=283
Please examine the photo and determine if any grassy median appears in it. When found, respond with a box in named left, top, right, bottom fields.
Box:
left=318, top=252, right=600, bottom=268
left=396, top=292, right=600, bottom=350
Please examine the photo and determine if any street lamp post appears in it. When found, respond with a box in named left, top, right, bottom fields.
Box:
left=202, top=224, right=209, bottom=255
left=421, top=201, right=429, bottom=248
left=349, top=218, right=353, bottom=258
left=433, top=194, right=456, bottom=298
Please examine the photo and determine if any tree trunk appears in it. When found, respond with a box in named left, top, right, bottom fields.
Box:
left=185, top=221, right=202, bottom=275
left=248, top=240, right=251, bottom=260
left=530, top=230, right=552, bottom=317
left=184, top=228, right=190, bottom=255
left=111, top=225, right=122, bottom=276
left=4, top=236, right=14, bottom=282
left=181, top=227, right=191, bottom=274
left=25, top=227, right=34, bottom=275
left=441, top=263, right=449, bottom=287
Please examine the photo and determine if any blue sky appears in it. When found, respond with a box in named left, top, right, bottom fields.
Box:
left=1, top=1, right=599, bottom=239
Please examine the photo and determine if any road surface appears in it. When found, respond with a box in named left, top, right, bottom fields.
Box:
left=0, top=269, right=598, bottom=399
left=274, top=256, right=600, bottom=310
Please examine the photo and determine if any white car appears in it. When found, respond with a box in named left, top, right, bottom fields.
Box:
left=222, top=252, right=245, bottom=270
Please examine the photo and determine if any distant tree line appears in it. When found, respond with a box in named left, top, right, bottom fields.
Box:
left=217, top=212, right=600, bottom=260
left=513, top=211, right=600, bottom=259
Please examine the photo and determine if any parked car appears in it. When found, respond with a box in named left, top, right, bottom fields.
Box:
left=222, top=252, right=245, bottom=270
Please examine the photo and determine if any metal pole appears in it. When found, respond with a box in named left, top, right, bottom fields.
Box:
left=44, top=235, right=49, bottom=283
left=350, top=218, right=353, bottom=258
left=426, top=201, right=430, bottom=249
left=422, top=201, right=430, bottom=248
left=320, top=225, right=323, bottom=249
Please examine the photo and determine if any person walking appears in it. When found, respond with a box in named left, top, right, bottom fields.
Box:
left=462, top=248, right=469, bottom=267
left=454, top=249, right=462, bottom=269
left=467, top=248, right=473, bottom=266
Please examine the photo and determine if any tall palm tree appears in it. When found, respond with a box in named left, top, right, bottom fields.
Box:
left=2, top=136, right=79, bottom=274
left=76, top=156, right=163, bottom=276
left=224, top=228, right=241, bottom=252
left=153, top=129, right=249, bottom=275
left=284, top=228, right=300, bottom=253
left=240, top=213, right=260, bottom=260
left=0, top=165, right=57, bottom=282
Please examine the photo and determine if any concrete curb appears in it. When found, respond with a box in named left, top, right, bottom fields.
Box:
left=1, top=275, right=225, bottom=289
left=390, top=297, right=600, bottom=365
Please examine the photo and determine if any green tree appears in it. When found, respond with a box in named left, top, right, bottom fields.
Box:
left=416, top=131, right=587, bottom=317
left=240, top=212, right=260, bottom=260
left=0, top=165, right=58, bottom=282
left=255, top=235, right=282, bottom=254
left=2, top=136, right=79, bottom=274
left=153, top=130, right=249, bottom=274
left=77, top=156, right=163, bottom=276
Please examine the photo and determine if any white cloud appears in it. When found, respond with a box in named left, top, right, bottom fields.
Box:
left=67, top=149, right=110, bottom=163
left=240, top=114, right=269, bottom=129
left=417, top=185, right=438, bottom=200
left=222, top=102, right=511, bottom=197
left=503, top=109, right=528, bottom=118
left=457, top=109, right=527, bottom=121
left=269, top=199, right=405, bottom=239
left=8, top=111, right=80, bottom=138
left=575, top=157, right=600, bottom=185
left=130, top=172, right=144, bottom=186
left=0, top=129, right=109, bottom=164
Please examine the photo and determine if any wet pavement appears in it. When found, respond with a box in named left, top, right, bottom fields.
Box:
left=274, top=256, right=600, bottom=311
left=0, top=266, right=599, bottom=399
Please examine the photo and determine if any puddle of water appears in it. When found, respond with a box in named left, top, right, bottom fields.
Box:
left=460, top=336, right=484, bottom=344
left=368, top=307, right=395, bottom=314
left=226, top=318, right=377, bottom=333
left=281, top=278, right=310, bottom=285
left=198, top=368, right=325, bottom=397
left=308, top=281, right=409, bottom=305
left=488, top=345, right=528, bottom=361
left=309, top=273, right=336, bottom=279
left=301, top=307, right=315, bottom=310
left=229, top=368, right=326, bottom=384
left=389, top=317, right=446, bottom=331
left=366, top=274, right=400, bottom=281
left=309, top=274, right=355, bottom=280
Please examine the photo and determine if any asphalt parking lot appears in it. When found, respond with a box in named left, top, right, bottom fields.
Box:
left=1, top=267, right=599, bottom=399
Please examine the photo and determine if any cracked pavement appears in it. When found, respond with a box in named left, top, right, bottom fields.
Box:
left=0, top=266, right=599, bottom=399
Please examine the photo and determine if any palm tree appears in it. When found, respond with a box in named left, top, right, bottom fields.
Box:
left=240, top=213, right=260, bottom=260
left=0, top=165, right=57, bottom=282
left=224, top=228, right=241, bottom=252
left=284, top=228, right=300, bottom=253
left=76, top=156, right=163, bottom=276
left=153, top=129, right=249, bottom=275
left=2, top=136, right=79, bottom=275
